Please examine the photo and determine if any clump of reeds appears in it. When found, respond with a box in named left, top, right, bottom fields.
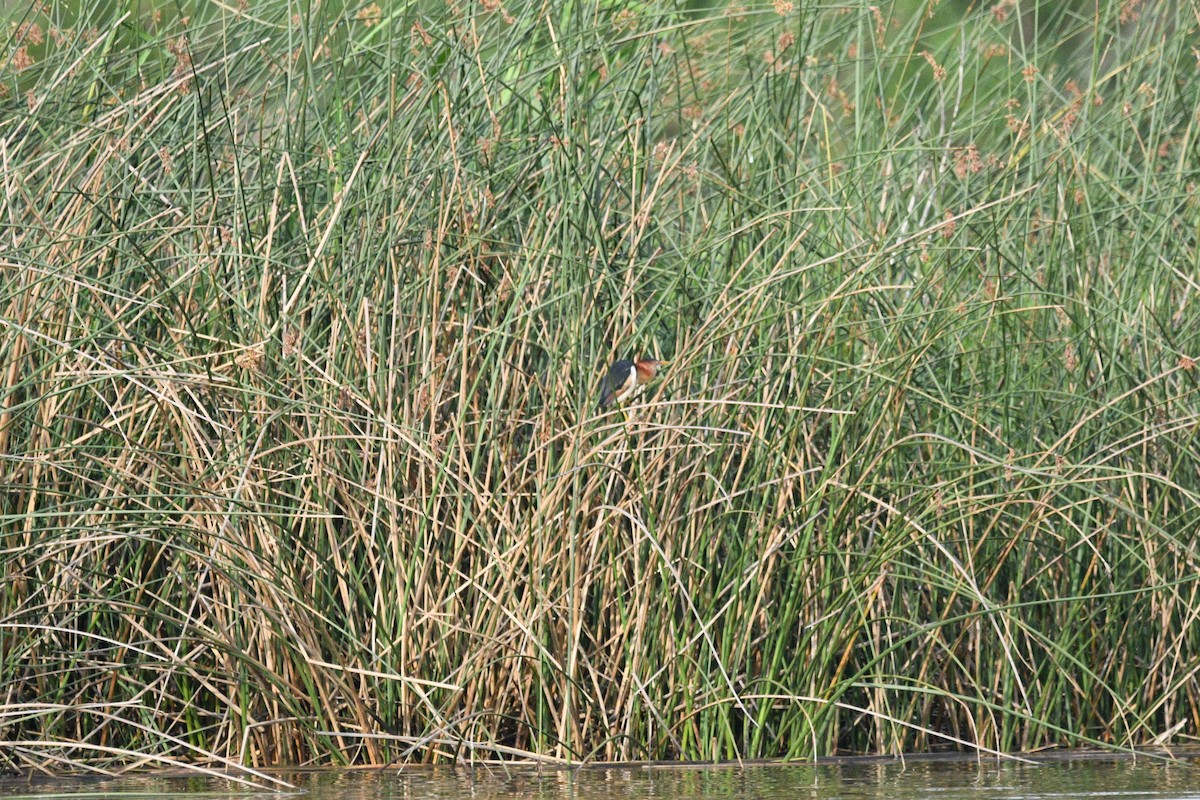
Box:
left=2, top=0, right=1199, bottom=778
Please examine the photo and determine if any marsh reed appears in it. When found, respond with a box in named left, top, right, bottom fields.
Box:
left=2, top=0, right=1200, bottom=776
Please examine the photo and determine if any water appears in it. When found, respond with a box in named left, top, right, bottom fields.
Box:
left=1, top=758, right=1198, bottom=800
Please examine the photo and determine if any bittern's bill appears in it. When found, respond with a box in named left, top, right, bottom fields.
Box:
left=597, top=358, right=666, bottom=409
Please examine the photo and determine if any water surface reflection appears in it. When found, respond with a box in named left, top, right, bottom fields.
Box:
left=2, top=757, right=1198, bottom=800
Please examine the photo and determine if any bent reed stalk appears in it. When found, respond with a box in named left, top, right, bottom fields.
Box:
left=2, top=0, right=1200, bottom=775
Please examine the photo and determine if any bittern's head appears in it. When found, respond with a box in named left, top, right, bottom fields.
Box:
left=633, top=358, right=666, bottom=381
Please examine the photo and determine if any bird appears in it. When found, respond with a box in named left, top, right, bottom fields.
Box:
left=597, top=358, right=667, bottom=409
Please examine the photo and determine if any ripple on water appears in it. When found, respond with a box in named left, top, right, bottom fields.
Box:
left=2, top=756, right=1199, bottom=800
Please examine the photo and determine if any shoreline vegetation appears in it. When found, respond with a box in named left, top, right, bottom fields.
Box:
left=2, top=0, right=1200, bottom=783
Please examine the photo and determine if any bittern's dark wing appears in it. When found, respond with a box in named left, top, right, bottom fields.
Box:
left=598, top=360, right=636, bottom=409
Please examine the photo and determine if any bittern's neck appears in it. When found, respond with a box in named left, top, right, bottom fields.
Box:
left=634, top=361, right=660, bottom=380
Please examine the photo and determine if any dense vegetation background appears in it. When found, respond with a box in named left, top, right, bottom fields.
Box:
left=2, top=0, right=1200, bottom=777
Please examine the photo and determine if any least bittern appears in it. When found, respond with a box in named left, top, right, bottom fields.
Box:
left=597, top=358, right=666, bottom=409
